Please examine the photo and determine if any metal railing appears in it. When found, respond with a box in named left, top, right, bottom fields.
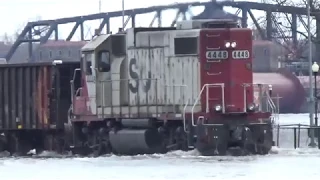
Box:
left=188, top=83, right=280, bottom=130
left=70, top=68, right=81, bottom=104
left=190, top=83, right=225, bottom=128
left=250, top=83, right=280, bottom=123
left=274, top=123, right=320, bottom=149
left=71, top=78, right=192, bottom=118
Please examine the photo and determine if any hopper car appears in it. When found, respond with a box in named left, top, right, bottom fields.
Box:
left=0, top=19, right=276, bottom=156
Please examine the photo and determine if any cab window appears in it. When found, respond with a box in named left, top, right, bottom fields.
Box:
left=83, top=51, right=93, bottom=75
left=97, top=51, right=111, bottom=72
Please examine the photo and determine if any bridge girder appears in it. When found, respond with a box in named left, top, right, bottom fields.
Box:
left=6, top=1, right=320, bottom=62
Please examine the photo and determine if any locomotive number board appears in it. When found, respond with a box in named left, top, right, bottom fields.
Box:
left=205, top=50, right=250, bottom=60
left=206, top=50, right=228, bottom=60
left=232, top=50, right=250, bottom=59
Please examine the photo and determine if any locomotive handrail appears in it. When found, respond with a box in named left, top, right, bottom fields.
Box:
left=96, top=78, right=193, bottom=118
left=251, top=83, right=279, bottom=121
left=242, top=83, right=251, bottom=112
left=70, top=68, right=81, bottom=103
left=191, top=83, right=225, bottom=127
left=183, top=99, right=190, bottom=132
left=266, top=92, right=279, bottom=124
left=98, top=78, right=158, bottom=117
left=75, top=88, right=82, bottom=97
left=242, top=83, right=279, bottom=111
left=164, top=84, right=188, bottom=114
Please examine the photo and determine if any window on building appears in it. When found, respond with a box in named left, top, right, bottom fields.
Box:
left=49, top=51, right=52, bottom=58
left=174, top=37, right=198, bottom=55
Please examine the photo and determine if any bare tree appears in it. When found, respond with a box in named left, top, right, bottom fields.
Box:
left=260, top=0, right=320, bottom=59
left=1, top=15, right=44, bottom=45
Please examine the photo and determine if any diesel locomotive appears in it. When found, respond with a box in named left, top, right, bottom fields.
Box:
left=0, top=19, right=277, bottom=156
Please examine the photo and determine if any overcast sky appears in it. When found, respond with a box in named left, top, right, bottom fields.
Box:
left=0, top=0, right=305, bottom=41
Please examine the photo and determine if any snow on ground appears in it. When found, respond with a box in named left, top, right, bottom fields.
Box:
left=0, top=114, right=319, bottom=180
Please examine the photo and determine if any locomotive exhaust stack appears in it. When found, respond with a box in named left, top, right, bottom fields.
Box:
left=0, top=19, right=277, bottom=156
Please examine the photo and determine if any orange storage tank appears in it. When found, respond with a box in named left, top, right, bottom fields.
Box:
left=253, top=69, right=305, bottom=113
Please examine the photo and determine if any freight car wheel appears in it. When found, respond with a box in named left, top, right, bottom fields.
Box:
left=42, top=134, right=67, bottom=154
left=0, top=133, right=6, bottom=152
left=8, top=134, right=31, bottom=156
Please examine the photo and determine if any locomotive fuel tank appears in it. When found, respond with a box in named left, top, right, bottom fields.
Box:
left=109, top=128, right=163, bottom=155
left=253, top=69, right=305, bottom=113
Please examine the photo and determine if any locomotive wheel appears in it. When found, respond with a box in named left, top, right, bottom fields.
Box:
left=91, top=137, right=109, bottom=157
left=240, top=127, right=260, bottom=155
left=175, top=126, right=188, bottom=151
left=248, top=124, right=273, bottom=155
left=256, top=127, right=273, bottom=155
left=84, top=130, right=111, bottom=157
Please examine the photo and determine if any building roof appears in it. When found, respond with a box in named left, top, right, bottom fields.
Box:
left=40, top=40, right=87, bottom=47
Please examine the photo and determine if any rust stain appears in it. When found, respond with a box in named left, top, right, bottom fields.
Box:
left=36, top=67, right=42, bottom=127
left=35, top=66, right=51, bottom=127
left=43, top=67, right=48, bottom=126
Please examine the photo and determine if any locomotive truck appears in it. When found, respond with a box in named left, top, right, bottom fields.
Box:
left=0, top=19, right=276, bottom=156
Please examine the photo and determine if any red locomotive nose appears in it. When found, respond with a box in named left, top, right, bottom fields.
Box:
left=199, top=27, right=254, bottom=114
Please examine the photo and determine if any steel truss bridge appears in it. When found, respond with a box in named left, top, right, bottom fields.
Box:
left=5, top=1, right=320, bottom=62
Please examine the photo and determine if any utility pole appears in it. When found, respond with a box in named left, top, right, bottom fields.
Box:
left=307, top=0, right=316, bottom=147
left=122, top=0, right=125, bottom=31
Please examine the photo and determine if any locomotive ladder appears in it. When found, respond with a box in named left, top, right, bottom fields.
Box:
left=245, top=83, right=279, bottom=124
left=266, top=91, right=279, bottom=124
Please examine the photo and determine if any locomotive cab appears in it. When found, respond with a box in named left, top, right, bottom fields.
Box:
left=73, top=34, right=127, bottom=117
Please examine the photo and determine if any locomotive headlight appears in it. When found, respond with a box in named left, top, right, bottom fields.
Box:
left=231, top=42, right=237, bottom=48
left=225, top=42, right=231, bottom=48
left=214, top=104, right=222, bottom=112
left=247, top=103, right=256, bottom=112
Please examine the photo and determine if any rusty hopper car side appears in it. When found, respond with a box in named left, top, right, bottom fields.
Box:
left=0, top=61, right=80, bottom=154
